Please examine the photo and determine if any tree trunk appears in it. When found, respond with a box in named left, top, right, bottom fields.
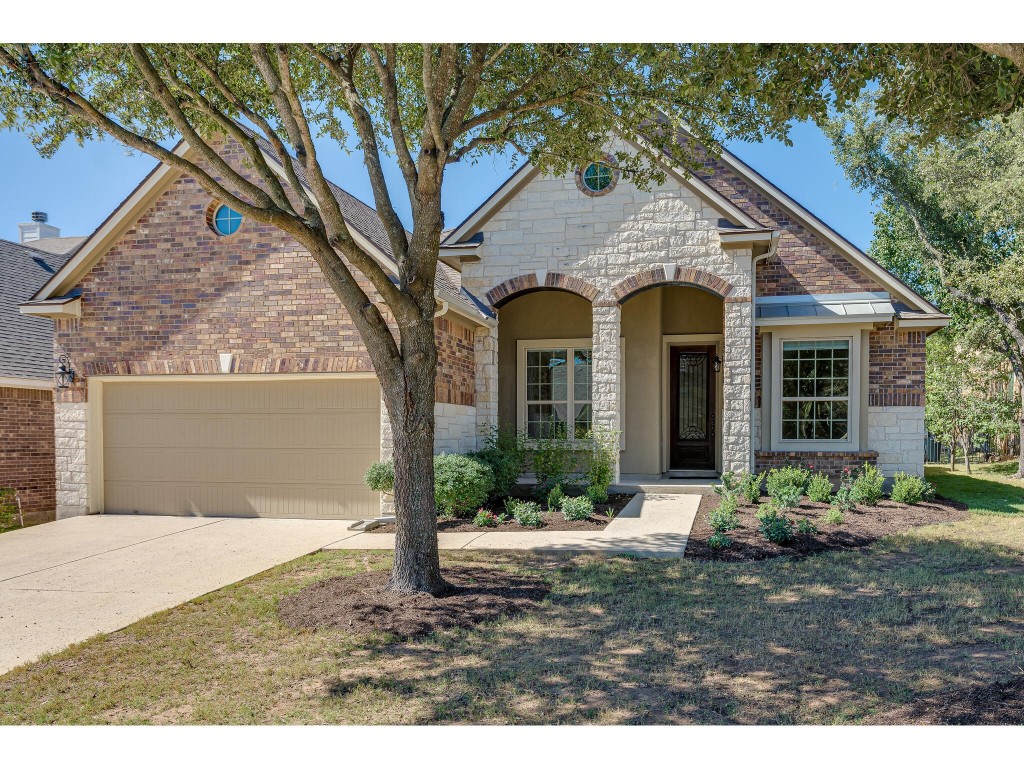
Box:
left=963, top=436, right=972, bottom=475
left=950, top=444, right=956, bottom=472
left=1017, top=387, right=1024, bottom=478
left=380, top=312, right=447, bottom=596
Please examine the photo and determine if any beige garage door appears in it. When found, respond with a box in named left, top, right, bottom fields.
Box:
left=103, top=378, right=380, bottom=519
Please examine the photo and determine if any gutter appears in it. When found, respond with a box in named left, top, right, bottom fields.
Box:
left=750, top=231, right=781, bottom=471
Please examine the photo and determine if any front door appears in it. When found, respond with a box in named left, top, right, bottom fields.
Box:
left=669, top=346, right=715, bottom=470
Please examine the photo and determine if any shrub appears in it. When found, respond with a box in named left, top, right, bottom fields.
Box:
left=561, top=495, right=594, bottom=521
left=890, top=472, right=935, bottom=505
left=772, top=484, right=802, bottom=511
left=831, top=467, right=857, bottom=512
left=582, top=427, right=618, bottom=503
left=765, top=465, right=811, bottom=499
left=708, top=493, right=739, bottom=532
left=531, top=425, right=576, bottom=498
left=758, top=507, right=795, bottom=544
left=471, top=425, right=528, bottom=498
left=434, top=453, right=494, bottom=518
left=473, top=508, right=500, bottom=527
left=851, top=462, right=885, bottom=506
left=741, top=471, right=765, bottom=505
left=714, top=471, right=742, bottom=497
left=506, top=498, right=543, bottom=527
left=707, top=532, right=732, bottom=549
left=796, top=517, right=819, bottom=536
left=806, top=472, right=833, bottom=503
left=363, top=460, right=395, bottom=494
left=546, top=483, right=565, bottom=511
left=824, top=506, right=845, bottom=525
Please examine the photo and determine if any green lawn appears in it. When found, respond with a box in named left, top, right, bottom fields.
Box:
left=2, top=511, right=1024, bottom=724
left=927, top=460, right=1024, bottom=516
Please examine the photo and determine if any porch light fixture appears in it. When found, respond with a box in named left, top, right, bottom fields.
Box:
left=713, top=355, right=722, bottom=373
left=55, top=354, right=76, bottom=389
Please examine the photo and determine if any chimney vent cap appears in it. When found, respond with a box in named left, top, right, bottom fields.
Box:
left=31, top=211, right=48, bottom=223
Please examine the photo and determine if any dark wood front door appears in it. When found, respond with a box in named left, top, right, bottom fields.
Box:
left=669, top=346, right=715, bottom=470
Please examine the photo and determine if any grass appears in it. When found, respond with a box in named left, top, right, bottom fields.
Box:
left=927, top=460, right=1024, bottom=516
left=2, top=512, right=1024, bottom=724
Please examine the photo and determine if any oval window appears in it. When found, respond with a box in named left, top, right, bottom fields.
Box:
left=212, top=204, right=243, bottom=236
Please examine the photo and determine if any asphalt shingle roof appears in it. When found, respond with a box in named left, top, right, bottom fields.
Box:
left=0, top=238, right=80, bottom=380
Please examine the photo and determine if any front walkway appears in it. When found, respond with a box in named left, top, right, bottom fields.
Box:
left=324, top=493, right=701, bottom=557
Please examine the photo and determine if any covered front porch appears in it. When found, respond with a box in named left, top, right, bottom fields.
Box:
left=480, top=266, right=753, bottom=483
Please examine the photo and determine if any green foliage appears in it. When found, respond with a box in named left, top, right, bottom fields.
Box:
left=757, top=507, right=795, bottom=544
left=506, top=498, right=543, bottom=528
left=546, top=484, right=565, bottom=511
left=530, top=425, right=576, bottom=499
left=581, top=427, right=618, bottom=504
left=831, top=470, right=858, bottom=513
left=708, top=493, right=740, bottom=533
left=890, top=472, right=936, bottom=505
left=741, top=471, right=765, bottom=505
left=851, top=463, right=886, bottom=506
left=765, top=465, right=811, bottom=499
left=824, top=507, right=845, bottom=525
left=473, top=509, right=500, bottom=528
left=0, top=488, right=18, bottom=529
left=714, top=471, right=742, bottom=496
left=772, top=484, right=803, bottom=511
left=471, top=425, right=527, bottom=498
left=363, top=460, right=395, bottom=494
left=707, top=532, right=733, bottom=550
left=433, top=454, right=494, bottom=518
left=806, top=472, right=834, bottom=503
left=796, top=517, right=819, bottom=536
left=560, top=495, right=594, bottom=522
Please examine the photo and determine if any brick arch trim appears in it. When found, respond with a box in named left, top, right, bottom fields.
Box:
left=611, top=266, right=738, bottom=303
left=486, top=272, right=600, bottom=308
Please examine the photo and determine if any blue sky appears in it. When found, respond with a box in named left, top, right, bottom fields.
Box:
left=0, top=120, right=876, bottom=250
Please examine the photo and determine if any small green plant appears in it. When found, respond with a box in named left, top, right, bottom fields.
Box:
left=796, top=517, right=819, bottom=535
left=506, top=498, right=543, bottom=527
left=851, top=462, right=885, bottom=506
left=740, top=471, right=765, bottom=505
left=714, top=471, right=742, bottom=497
left=756, top=501, right=778, bottom=520
left=758, top=507, right=795, bottom=544
left=363, top=460, right=395, bottom=495
left=0, top=488, right=19, bottom=530
left=806, top=472, right=833, bottom=503
left=473, top=508, right=500, bottom=527
left=560, top=495, right=594, bottom=521
left=890, top=472, right=935, bottom=505
left=434, top=453, right=494, bottom=518
left=831, top=467, right=857, bottom=512
left=765, top=465, right=811, bottom=498
left=707, top=532, right=733, bottom=549
left=824, top=506, right=845, bottom=525
left=772, top=484, right=802, bottom=511
left=546, top=483, right=565, bottom=511
left=582, top=427, right=618, bottom=504
left=530, top=423, right=576, bottom=498
left=471, top=425, right=528, bottom=498
left=708, top=493, right=740, bottom=532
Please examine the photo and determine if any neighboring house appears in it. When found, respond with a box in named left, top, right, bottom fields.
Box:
left=22, top=134, right=947, bottom=521
left=1, top=214, right=84, bottom=523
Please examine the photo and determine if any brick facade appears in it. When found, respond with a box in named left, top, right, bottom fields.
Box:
left=755, top=450, right=879, bottom=478
left=0, top=386, right=55, bottom=524
left=869, top=323, right=926, bottom=407
left=434, top=315, right=476, bottom=407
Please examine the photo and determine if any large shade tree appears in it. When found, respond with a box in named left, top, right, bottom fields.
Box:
left=2, top=43, right=1023, bottom=593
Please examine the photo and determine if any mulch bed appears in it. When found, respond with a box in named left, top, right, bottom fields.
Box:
left=869, top=676, right=1024, bottom=725
left=686, top=493, right=970, bottom=562
left=368, top=492, right=635, bottom=534
left=278, top=565, right=550, bottom=638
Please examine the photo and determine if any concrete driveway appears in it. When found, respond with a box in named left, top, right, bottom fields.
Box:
left=0, top=514, right=360, bottom=675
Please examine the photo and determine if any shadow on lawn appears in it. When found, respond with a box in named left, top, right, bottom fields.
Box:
left=322, top=536, right=1024, bottom=724
left=928, top=466, right=1024, bottom=516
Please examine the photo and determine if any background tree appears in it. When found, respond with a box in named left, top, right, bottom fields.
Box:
left=826, top=103, right=1024, bottom=477
left=3, top=43, right=1023, bottom=593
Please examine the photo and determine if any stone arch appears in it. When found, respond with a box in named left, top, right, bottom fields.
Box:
left=486, top=271, right=600, bottom=308
left=611, top=266, right=738, bottom=303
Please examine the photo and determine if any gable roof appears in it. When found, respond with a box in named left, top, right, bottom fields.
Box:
left=440, top=133, right=943, bottom=318
left=0, top=237, right=79, bottom=381
left=28, top=137, right=489, bottom=324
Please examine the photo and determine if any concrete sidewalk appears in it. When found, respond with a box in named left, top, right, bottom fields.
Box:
left=324, top=493, right=700, bottom=557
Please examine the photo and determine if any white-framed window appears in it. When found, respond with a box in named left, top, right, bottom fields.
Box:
left=769, top=329, right=862, bottom=451
left=517, top=340, right=593, bottom=439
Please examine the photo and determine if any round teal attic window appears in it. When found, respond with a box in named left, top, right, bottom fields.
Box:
left=212, top=204, right=243, bottom=236
left=582, top=162, right=613, bottom=192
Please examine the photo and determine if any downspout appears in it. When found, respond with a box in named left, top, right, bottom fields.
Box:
left=749, top=231, right=781, bottom=471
